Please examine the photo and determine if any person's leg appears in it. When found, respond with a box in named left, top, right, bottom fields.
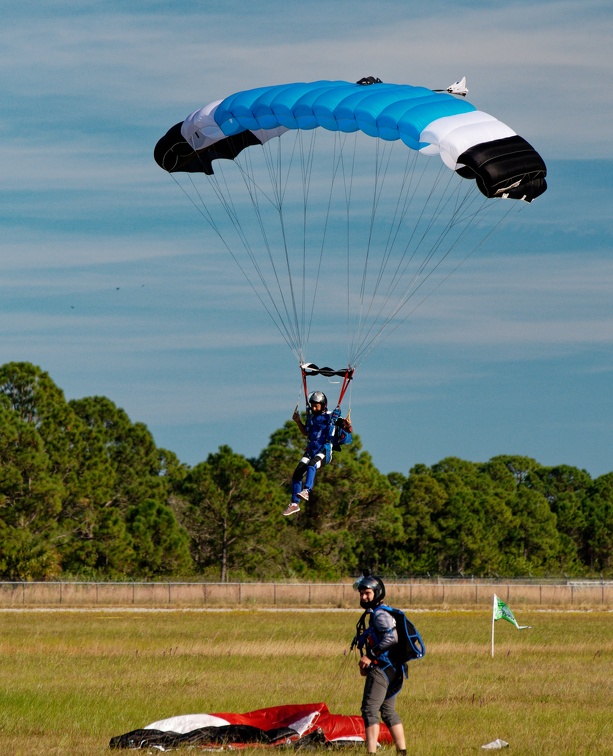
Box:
left=361, top=667, right=390, bottom=754
left=388, top=723, right=406, bottom=752
left=291, top=460, right=308, bottom=502
left=380, top=671, right=405, bottom=752
left=364, top=724, right=380, bottom=753
left=291, top=479, right=303, bottom=502
left=304, top=452, right=325, bottom=492
left=304, top=464, right=317, bottom=491
left=284, top=460, right=309, bottom=513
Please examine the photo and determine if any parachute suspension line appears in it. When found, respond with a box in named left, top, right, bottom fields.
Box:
left=169, top=172, right=299, bottom=356
left=303, top=131, right=353, bottom=357
left=269, top=128, right=328, bottom=364
left=297, top=129, right=322, bottom=358
left=334, top=132, right=359, bottom=366
left=345, top=134, right=359, bottom=368
left=346, top=168, right=459, bottom=366
left=353, top=188, right=519, bottom=366
left=398, top=167, right=466, bottom=284
left=352, top=147, right=424, bottom=351
left=171, top=136, right=525, bottom=375
left=189, top=139, right=304, bottom=359
left=348, top=142, right=410, bottom=362
left=270, top=136, right=304, bottom=358
left=294, top=131, right=318, bottom=365
left=210, top=158, right=302, bottom=356
left=357, top=166, right=475, bottom=359
left=352, top=172, right=480, bottom=365
left=170, top=172, right=225, bottom=239
left=402, top=170, right=493, bottom=291
left=351, top=138, right=402, bottom=362
left=231, top=140, right=303, bottom=358
left=258, top=135, right=303, bottom=356
left=352, top=136, right=383, bottom=360
left=355, top=199, right=519, bottom=365
left=322, top=649, right=355, bottom=710
left=359, top=148, right=439, bottom=332
left=297, top=131, right=311, bottom=355
left=371, top=147, right=421, bottom=297
left=175, top=170, right=279, bottom=321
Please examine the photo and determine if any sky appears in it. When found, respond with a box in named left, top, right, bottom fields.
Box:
left=1, top=0, right=612, bottom=479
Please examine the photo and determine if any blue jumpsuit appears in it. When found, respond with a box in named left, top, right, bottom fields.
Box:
left=291, top=407, right=342, bottom=503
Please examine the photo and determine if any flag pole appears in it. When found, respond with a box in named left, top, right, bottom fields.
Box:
left=491, top=594, right=496, bottom=658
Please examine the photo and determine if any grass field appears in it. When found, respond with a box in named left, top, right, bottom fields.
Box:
left=0, top=608, right=611, bottom=754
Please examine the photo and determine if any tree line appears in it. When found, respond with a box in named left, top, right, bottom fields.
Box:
left=1, top=362, right=611, bottom=582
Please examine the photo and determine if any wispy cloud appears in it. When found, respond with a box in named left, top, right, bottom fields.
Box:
left=1, top=1, right=611, bottom=154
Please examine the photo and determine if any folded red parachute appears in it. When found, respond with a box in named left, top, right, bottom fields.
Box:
left=110, top=702, right=392, bottom=749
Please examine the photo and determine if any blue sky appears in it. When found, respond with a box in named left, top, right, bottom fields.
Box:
left=1, top=0, right=612, bottom=479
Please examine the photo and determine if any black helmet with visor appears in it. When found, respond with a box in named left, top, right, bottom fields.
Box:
left=353, top=574, right=386, bottom=610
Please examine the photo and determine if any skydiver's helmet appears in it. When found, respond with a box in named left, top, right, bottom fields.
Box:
left=353, top=575, right=386, bottom=610
left=308, top=391, right=327, bottom=414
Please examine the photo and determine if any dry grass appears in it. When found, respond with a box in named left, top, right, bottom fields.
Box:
left=0, top=609, right=611, bottom=754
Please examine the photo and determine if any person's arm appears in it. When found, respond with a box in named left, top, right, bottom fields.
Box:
left=293, top=407, right=308, bottom=437
left=370, top=611, right=398, bottom=657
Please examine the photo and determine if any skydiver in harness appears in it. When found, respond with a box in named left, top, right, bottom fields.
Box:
left=282, top=390, right=352, bottom=517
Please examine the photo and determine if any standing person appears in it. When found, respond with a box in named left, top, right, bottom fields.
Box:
left=352, top=575, right=407, bottom=755
left=282, top=391, right=351, bottom=516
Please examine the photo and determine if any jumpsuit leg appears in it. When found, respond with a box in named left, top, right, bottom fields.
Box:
left=291, top=460, right=309, bottom=502
left=304, top=451, right=326, bottom=492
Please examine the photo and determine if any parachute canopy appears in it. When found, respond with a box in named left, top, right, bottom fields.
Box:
left=110, top=702, right=392, bottom=749
left=155, top=78, right=547, bottom=368
left=156, top=78, right=546, bottom=202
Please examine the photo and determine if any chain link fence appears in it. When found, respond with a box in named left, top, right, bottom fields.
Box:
left=1, top=579, right=611, bottom=608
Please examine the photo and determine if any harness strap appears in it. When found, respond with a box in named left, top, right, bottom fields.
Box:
left=336, top=366, right=355, bottom=407
left=301, top=366, right=309, bottom=405
left=351, top=610, right=369, bottom=655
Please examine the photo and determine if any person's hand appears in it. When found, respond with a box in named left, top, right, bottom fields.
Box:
left=359, top=656, right=372, bottom=676
left=292, top=408, right=301, bottom=423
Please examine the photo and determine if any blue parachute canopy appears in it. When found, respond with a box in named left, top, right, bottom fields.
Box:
left=155, top=78, right=546, bottom=202
left=154, top=78, right=547, bottom=368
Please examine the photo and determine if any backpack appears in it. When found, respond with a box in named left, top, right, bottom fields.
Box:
left=379, top=605, right=426, bottom=663
left=352, top=605, right=426, bottom=664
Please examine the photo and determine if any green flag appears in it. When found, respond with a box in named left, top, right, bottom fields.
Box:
left=493, top=594, right=530, bottom=630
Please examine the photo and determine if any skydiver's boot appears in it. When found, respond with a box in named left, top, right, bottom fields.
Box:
left=282, top=502, right=301, bottom=516
left=297, top=489, right=310, bottom=502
